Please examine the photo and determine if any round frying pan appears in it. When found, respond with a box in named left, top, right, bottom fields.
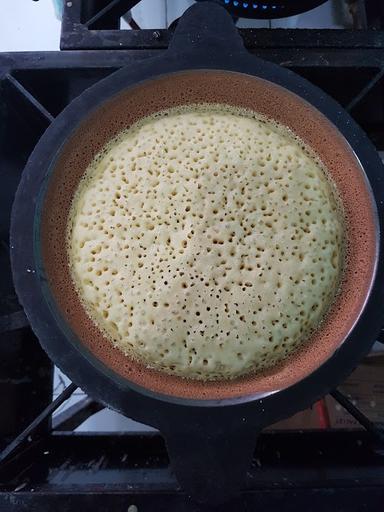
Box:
left=10, top=2, right=384, bottom=505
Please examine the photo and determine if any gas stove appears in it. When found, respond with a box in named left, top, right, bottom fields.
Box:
left=1, top=1, right=384, bottom=510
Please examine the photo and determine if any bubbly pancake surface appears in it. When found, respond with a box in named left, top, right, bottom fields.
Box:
left=68, top=105, right=344, bottom=381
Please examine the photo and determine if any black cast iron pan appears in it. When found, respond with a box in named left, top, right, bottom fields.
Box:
left=10, top=2, right=384, bottom=505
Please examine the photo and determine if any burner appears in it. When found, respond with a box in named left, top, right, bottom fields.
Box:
left=196, top=0, right=328, bottom=19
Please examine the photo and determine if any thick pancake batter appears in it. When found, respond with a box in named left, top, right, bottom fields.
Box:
left=67, top=105, right=344, bottom=380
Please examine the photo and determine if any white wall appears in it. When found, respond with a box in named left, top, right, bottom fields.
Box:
left=0, top=0, right=61, bottom=51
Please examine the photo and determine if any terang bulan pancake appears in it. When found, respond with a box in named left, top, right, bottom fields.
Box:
left=67, top=104, right=344, bottom=381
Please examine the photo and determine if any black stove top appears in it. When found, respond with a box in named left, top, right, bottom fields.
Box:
left=1, top=1, right=384, bottom=510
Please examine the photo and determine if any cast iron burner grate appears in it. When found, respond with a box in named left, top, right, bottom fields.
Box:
left=1, top=2, right=384, bottom=510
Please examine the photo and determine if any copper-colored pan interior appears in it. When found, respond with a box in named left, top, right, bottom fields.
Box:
left=41, top=71, right=377, bottom=400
